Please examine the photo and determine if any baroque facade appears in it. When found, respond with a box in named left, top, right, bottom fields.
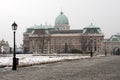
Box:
left=0, top=39, right=10, bottom=54
left=104, top=33, right=120, bottom=55
left=23, top=11, right=104, bottom=54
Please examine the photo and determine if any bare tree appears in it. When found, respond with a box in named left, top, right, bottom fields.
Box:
left=36, top=29, right=50, bottom=53
left=80, top=35, right=88, bottom=53
left=64, top=43, right=68, bottom=53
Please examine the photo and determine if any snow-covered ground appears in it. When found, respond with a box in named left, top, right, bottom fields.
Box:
left=0, top=54, right=104, bottom=68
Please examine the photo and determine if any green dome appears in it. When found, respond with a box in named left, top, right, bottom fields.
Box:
left=55, top=11, right=69, bottom=25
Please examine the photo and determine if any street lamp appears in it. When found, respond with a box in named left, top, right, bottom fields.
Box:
left=12, top=22, right=18, bottom=70
left=105, top=42, right=107, bottom=56
left=90, top=37, right=93, bottom=57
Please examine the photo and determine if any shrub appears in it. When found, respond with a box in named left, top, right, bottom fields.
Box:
left=71, top=49, right=82, bottom=53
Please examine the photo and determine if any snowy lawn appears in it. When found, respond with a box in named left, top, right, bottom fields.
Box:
left=0, top=54, right=104, bottom=68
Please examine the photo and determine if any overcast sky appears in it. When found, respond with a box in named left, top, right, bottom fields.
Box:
left=0, top=0, right=120, bottom=47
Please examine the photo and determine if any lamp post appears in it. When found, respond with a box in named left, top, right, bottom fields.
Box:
left=105, top=42, right=107, bottom=56
left=12, top=22, right=18, bottom=70
left=90, top=37, right=93, bottom=57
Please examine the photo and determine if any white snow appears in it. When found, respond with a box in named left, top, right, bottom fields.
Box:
left=0, top=54, right=104, bottom=67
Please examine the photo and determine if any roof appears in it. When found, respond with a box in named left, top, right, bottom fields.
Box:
left=110, top=33, right=120, bottom=41
left=49, top=30, right=83, bottom=34
left=30, top=24, right=55, bottom=29
left=83, top=23, right=102, bottom=34
left=26, top=24, right=55, bottom=34
left=84, top=23, right=100, bottom=28
left=55, top=11, right=69, bottom=25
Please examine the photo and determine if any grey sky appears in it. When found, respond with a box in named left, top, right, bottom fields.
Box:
left=0, top=0, right=120, bottom=47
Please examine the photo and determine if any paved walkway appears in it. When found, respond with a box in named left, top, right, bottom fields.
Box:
left=0, top=56, right=120, bottom=80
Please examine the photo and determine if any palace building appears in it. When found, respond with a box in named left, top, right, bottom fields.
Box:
left=23, top=11, right=104, bottom=55
left=0, top=39, right=10, bottom=54
left=104, top=33, right=120, bottom=55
